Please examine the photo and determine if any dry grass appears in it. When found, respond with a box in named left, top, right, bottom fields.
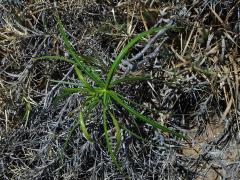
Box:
left=0, top=0, right=240, bottom=179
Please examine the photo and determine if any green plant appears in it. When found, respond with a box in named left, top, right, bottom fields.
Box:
left=35, top=16, right=185, bottom=169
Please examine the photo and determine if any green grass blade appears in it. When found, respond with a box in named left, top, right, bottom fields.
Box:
left=106, top=26, right=172, bottom=88
left=79, top=112, right=93, bottom=142
left=74, top=61, right=105, bottom=88
left=110, top=75, right=152, bottom=87
left=109, top=111, right=121, bottom=153
left=121, top=125, right=147, bottom=142
left=23, top=100, right=31, bottom=127
left=33, top=55, right=75, bottom=64
left=56, top=16, right=83, bottom=64
left=34, top=55, right=99, bottom=88
left=113, top=91, right=164, bottom=115
left=80, top=55, right=107, bottom=71
left=82, top=65, right=105, bottom=88
left=83, top=95, right=100, bottom=115
left=74, top=65, right=92, bottom=89
left=34, top=54, right=104, bottom=88
left=108, top=90, right=186, bottom=139
left=60, top=118, right=79, bottom=160
left=56, top=16, right=105, bottom=88
left=103, top=93, right=121, bottom=170
left=53, top=87, right=91, bottom=106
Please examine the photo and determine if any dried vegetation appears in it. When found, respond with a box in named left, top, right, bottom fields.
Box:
left=0, top=0, right=240, bottom=179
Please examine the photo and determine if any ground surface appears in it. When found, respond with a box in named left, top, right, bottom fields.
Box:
left=0, top=0, right=240, bottom=179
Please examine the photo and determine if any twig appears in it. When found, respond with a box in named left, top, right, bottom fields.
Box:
left=136, top=37, right=168, bottom=68
left=128, top=21, right=172, bottom=63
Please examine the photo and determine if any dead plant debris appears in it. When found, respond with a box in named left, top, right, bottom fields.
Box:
left=0, top=0, right=240, bottom=179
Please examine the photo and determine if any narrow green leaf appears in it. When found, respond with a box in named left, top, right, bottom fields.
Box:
left=106, top=26, right=173, bottom=88
left=80, top=55, right=107, bottom=71
left=113, top=91, right=163, bottom=115
left=103, top=93, right=121, bottom=170
left=110, top=75, right=152, bottom=87
left=23, top=101, right=31, bottom=127
left=129, top=115, right=145, bottom=142
left=83, top=95, right=100, bottom=115
left=121, top=125, right=147, bottom=142
left=56, top=16, right=83, bottom=64
left=79, top=112, right=93, bottom=142
left=109, top=111, right=121, bottom=153
left=60, top=118, right=79, bottom=160
left=82, top=65, right=106, bottom=88
left=53, top=87, right=91, bottom=106
left=74, top=65, right=92, bottom=89
left=56, top=16, right=105, bottom=88
left=108, top=90, right=186, bottom=139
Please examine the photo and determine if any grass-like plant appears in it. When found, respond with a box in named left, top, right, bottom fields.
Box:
left=35, top=16, right=185, bottom=169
